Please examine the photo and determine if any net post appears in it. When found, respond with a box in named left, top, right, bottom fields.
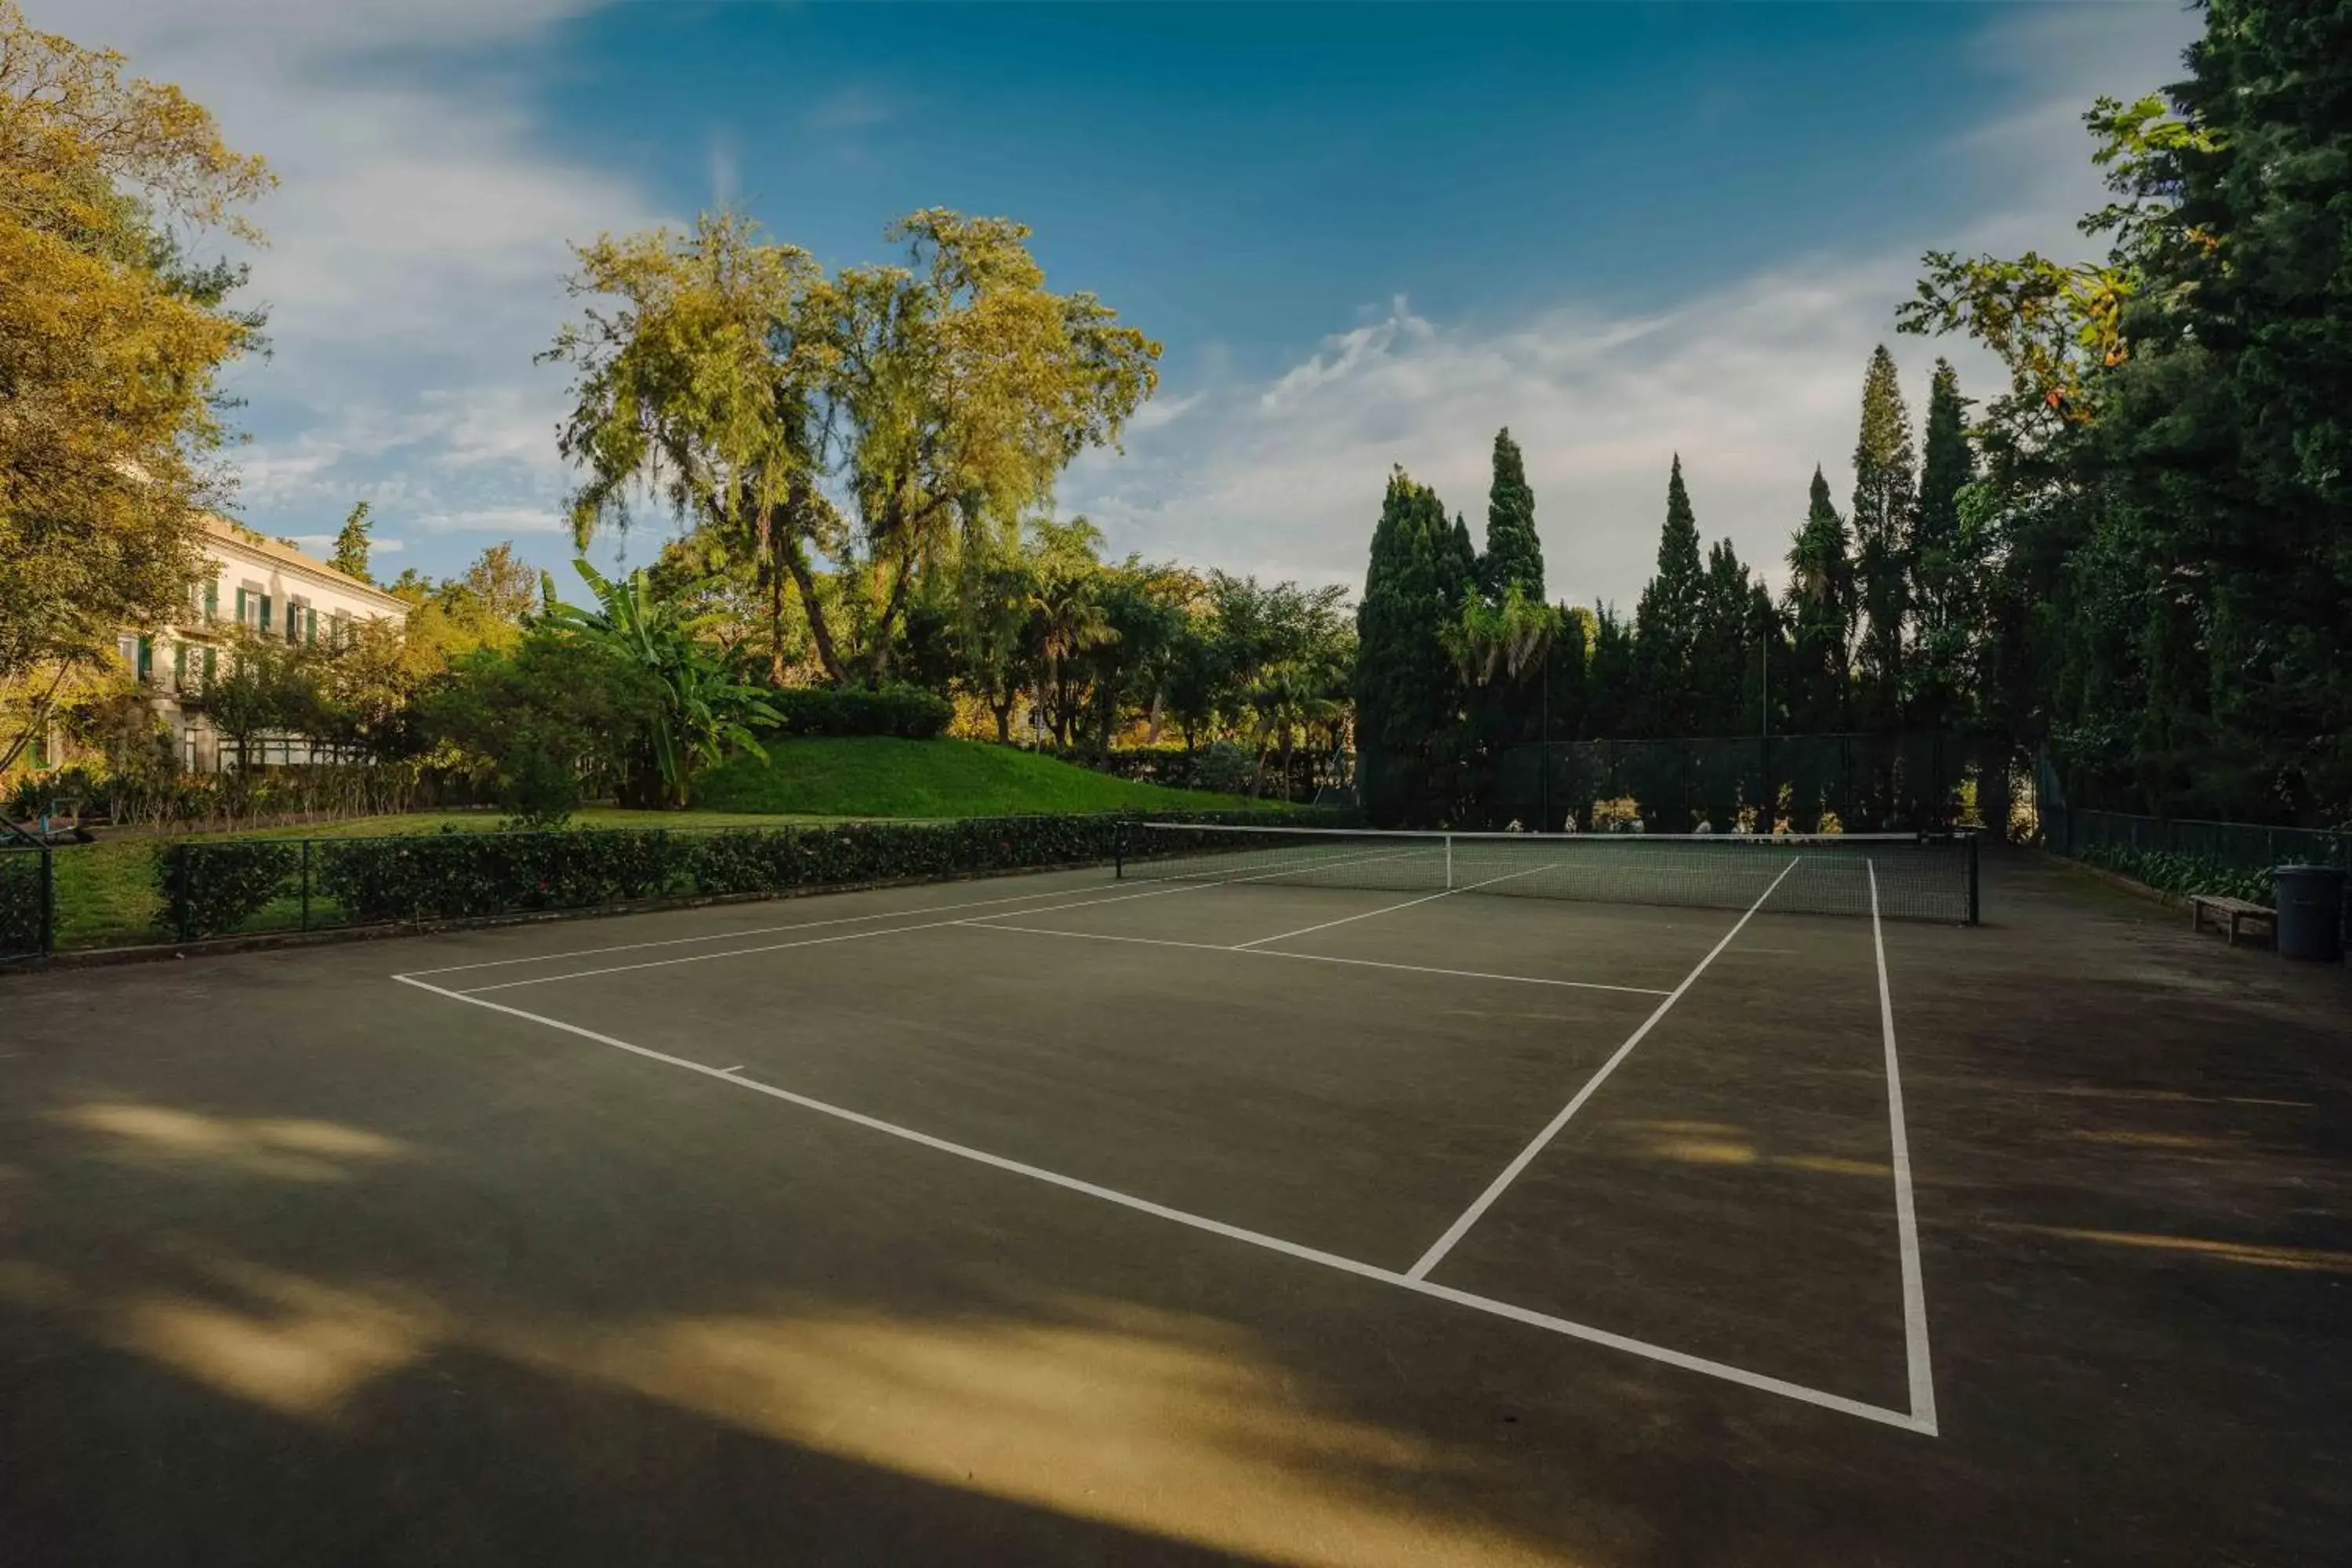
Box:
left=1445, top=833, right=1454, bottom=891
left=1966, top=831, right=1980, bottom=926
left=1114, top=818, right=1126, bottom=880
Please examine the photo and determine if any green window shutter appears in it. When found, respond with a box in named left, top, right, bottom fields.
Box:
left=259, top=594, right=273, bottom=633
left=305, top=607, right=318, bottom=645
left=174, top=644, right=187, bottom=684
left=203, top=647, right=217, bottom=681
left=236, top=587, right=249, bottom=624
left=136, top=637, right=152, bottom=680
left=204, top=581, right=218, bottom=620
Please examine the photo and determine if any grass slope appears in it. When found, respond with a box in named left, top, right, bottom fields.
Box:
left=694, top=737, right=1264, bottom=818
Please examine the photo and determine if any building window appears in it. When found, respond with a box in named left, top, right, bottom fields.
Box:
left=204, top=579, right=219, bottom=622
left=117, top=633, right=140, bottom=668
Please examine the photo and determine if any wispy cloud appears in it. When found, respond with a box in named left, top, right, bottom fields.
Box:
left=1062, top=2, right=2202, bottom=606
left=805, top=85, right=892, bottom=134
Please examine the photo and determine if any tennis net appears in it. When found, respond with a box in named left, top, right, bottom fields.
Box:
left=1116, top=822, right=1978, bottom=924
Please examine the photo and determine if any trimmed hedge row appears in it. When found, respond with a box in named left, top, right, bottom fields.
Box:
left=151, top=808, right=1338, bottom=938
left=0, top=849, right=45, bottom=957
left=760, top=685, right=953, bottom=739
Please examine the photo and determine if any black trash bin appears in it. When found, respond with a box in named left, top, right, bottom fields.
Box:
left=2272, top=865, right=2346, bottom=962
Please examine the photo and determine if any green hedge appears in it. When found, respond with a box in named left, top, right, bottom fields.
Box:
left=158, top=840, right=302, bottom=940
left=761, top=685, right=953, bottom=739
left=152, top=808, right=1340, bottom=935
left=0, top=848, right=46, bottom=957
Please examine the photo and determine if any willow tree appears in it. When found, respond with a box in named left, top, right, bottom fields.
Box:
left=0, top=2, right=272, bottom=771
left=545, top=207, right=1160, bottom=687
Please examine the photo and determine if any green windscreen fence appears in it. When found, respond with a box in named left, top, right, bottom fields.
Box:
left=1494, top=731, right=1984, bottom=837
left=1116, top=822, right=1979, bottom=924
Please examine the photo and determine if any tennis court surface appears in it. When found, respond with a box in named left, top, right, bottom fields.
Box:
left=5, top=840, right=2349, bottom=1565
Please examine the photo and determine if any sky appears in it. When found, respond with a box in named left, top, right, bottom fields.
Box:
left=57, top=0, right=2202, bottom=609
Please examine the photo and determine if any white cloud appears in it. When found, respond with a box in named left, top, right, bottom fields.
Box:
left=1062, top=2, right=2204, bottom=608
left=46, top=0, right=665, bottom=578
left=413, top=506, right=569, bottom=537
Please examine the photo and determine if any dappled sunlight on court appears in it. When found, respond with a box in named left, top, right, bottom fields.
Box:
left=487, top=1292, right=1572, bottom=1568
left=1609, top=1119, right=1890, bottom=1180
left=104, top=1261, right=443, bottom=1420
left=54, top=1102, right=414, bottom=1182
left=1991, top=1223, right=2352, bottom=1275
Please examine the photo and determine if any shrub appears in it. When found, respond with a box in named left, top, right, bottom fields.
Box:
left=158, top=840, right=301, bottom=940
left=314, top=828, right=680, bottom=924
left=762, top=685, right=953, bottom=739
left=2074, top=841, right=2275, bottom=902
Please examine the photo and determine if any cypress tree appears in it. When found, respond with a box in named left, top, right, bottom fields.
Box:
left=331, top=501, right=374, bottom=583
left=1850, top=345, right=1917, bottom=731
left=1910, top=358, right=1976, bottom=730
left=1479, top=427, right=1544, bottom=601
left=1632, top=454, right=1704, bottom=737
left=1355, top=467, right=1466, bottom=822
left=1787, top=465, right=1853, bottom=735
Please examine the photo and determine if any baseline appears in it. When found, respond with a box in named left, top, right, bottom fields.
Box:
left=391, top=969, right=1930, bottom=1435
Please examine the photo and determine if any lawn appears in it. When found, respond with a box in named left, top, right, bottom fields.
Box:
left=34, top=739, right=1276, bottom=949
left=692, top=736, right=1270, bottom=818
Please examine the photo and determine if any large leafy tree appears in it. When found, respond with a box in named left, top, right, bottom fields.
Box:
left=546, top=208, right=1161, bottom=688
left=331, top=501, right=374, bottom=583
left=0, top=2, right=271, bottom=772
left=1850, top=345, right=1918, bottom=731
left=1902, top=0, right=2352, bottom=822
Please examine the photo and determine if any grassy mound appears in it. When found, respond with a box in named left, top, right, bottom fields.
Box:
left=694, top=736, right=1265, bottom=818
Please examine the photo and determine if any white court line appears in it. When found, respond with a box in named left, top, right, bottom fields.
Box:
left=1229, top=862, right=1559, bottom=950
left=1871, top=860, right=1940, bottom=1436
left=1404, top=855, right=1805, bottom=1281
left=401, top=876, right=1122, bottom=978
left=390, top=970, right=1931, bottom=1435
left=444, top=880, right=1221, bottom=995
left=956, top=920, right=1671, bottom=997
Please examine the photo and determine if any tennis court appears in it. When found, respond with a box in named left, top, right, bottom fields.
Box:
left=6, top=834, right=2348, bottom=1566
left=390, top=827, right=1954, bottom=1433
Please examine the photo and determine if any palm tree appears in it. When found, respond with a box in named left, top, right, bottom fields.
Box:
left=543, top=560, right=779, bottom=806
left=1025, top=561, right=1116, bottom=747
left=1244, top=662, right=1342, bottom=800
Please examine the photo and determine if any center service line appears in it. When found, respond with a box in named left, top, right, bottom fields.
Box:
left=1229, top=862, right=1563, bottom=950
left=1403, top=855, right=1805, bottom=1282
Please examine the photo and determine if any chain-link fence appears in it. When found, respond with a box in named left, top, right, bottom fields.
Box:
left=0, top=839, right=52, bottom=960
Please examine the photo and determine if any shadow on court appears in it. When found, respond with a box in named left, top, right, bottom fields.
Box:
left=2, top=851, right=2348, bottom=1565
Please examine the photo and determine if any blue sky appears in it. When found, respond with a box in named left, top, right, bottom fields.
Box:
left=65, top=1, right=2200, bottom=607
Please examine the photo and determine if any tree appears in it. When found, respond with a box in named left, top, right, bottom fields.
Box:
left=0, top=2, right=272, bottom=774
left=1786, top=466, right=1853, bottom=735
left=1479, top=427, right=1544, bottom=601
left=545, top=208, right=1161, bottom=688
left=1356, top=468, right=1468, bottom=823
left=1907, top=360, right=1977, bottom=731
left=1632, top=455, right=1704, bottom=737
left=331, top=502, right=374, bottom=583
left=1851, top=345, right=1918, bottom=731
left=459, top=543, right=539, bottom=623
left=1023, top=518, right=1115, bottom=748
left=420, top=633, right=666, bottom=824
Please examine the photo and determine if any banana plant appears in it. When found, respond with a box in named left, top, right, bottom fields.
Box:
left=542, top=560, right=782, bottom=807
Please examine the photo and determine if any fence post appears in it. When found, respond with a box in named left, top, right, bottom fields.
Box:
left=39, top=843, right=54, bottom=957
left=171, top=846, right=193, bottom=944
left=1113, top=819, right=1125, bottom=880
left=300, top=839, right=313, bottom=931
left=1966, top=833, right=1980, bottom=927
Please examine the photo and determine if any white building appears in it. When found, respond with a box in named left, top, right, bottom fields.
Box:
left=110, top=517, right=411, bottom=771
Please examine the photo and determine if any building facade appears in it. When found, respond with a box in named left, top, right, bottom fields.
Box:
left=111, top=517, right=411, bottom=771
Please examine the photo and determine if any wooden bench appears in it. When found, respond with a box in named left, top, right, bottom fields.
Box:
left=2191, top=894, right=2274, bottom=947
